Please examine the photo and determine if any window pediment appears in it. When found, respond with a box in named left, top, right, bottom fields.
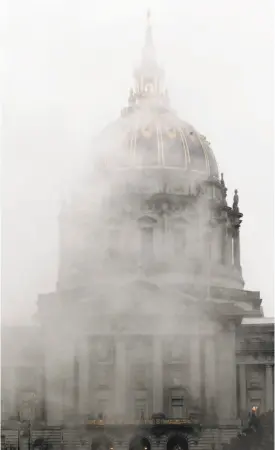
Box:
left=138, top=215, right=157, bottom=227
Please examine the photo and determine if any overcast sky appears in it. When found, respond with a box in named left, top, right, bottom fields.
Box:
left=2, top=0, right=274, bottom=323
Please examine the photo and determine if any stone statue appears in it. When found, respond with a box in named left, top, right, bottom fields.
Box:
left=233, top=189, right=239, bottom=212
left=128, top=88, right=135, bottom=106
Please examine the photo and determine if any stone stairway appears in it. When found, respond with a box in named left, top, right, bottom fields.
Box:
left=32, top=428, right=62, bottom=449
left=1, top=429, right=19, bottom=448
left=219, top=428, right=241, bottom=447
left=18, top=428, right=62, bottom=450
left=62, top=430, right=91, bottom=449
left=190, top=427, right=240, bottom=450
left=1, top=426, right=241, bottom=450
left=258, top=423, right=274, bottom=450
left=191, top=429, right=219, bottom=450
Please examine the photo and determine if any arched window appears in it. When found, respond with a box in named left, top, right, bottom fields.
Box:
left=138, top=216, right=157, bottom=265
left=167, top=434, right=188, bottom=450
left=91, top=436, right=113, bottom=450
left=129, top=436, right=151, bottom=450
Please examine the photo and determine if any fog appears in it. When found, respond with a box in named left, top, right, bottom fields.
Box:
left=2, top=0, right=273, bottom=328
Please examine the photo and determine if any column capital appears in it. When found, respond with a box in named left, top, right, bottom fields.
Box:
left=265, top=363, right=273, bottom=411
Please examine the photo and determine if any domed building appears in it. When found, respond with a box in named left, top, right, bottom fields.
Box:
left=1, top=12, right=274, bottom=450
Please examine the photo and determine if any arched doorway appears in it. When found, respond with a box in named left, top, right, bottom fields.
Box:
left=33, top=438, right=52, bottom=449
left=91, top=436, right=114, bottom=450
left=167, top=434, right=188, bottom=450
left=129, top=436, right=151, bottom=450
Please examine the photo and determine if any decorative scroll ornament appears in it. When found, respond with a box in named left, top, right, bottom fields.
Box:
left=141, top=126, right=153, bottom=138
left=166, top=127, right=177, bottom=139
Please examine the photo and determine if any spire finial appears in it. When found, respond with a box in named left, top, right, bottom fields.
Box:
left=130, top=10, right=165, bottom=107
left=147, top=9, right=151, bottom=26
left=144, top=9, right=153, bottom=50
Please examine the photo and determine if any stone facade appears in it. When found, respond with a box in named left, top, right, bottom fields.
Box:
left=1, top=316, right=274, bottom=428
left=1, top=11, right=274, bottom=450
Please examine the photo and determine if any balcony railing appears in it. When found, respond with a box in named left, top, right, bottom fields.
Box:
left=237, top=341, right=274, bottom=354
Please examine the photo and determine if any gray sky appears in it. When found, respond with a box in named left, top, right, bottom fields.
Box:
left=2, top=0, right=274, bottom=323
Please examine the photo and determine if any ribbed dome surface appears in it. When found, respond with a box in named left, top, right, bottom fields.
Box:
left=96, top=107, right=219, bottom=180
left=93, top=12, right=219, bottom=190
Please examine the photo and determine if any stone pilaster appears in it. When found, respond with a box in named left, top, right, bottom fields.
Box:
left=45, top=352, right=63, bottom=425
left=204, top=337, right=217, bottom=417
left=233, top=229, right=241, bottom=268
left=239, top=364, right=247, bottom=417
left=114, top=338, right=127, bottom=418
left=225, top=227, right=233, bottom=266
left=45, top=335, right=76, bottom=425
left=265, top=365, right=273, bottom=411
left=62, top=345, right=76, bottom=418
left=78, top=337, right=90, bottom=417
left=190, top=335, right=201, bottom=407
left=217, top=322, right=237, bottom=422
left=153, top=336, right=163, bottom=413
left=10, top=368, right=17, bottom=417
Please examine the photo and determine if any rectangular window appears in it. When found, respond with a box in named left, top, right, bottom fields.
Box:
left=97, top=365, right=110, bottom=388
left=171, top=369, right=182, bottom=387
left=135, top=399, right=147, bottom=420
left=171, top=397, right=184, bottom=418
left=133, top=364, right=147, bottom=389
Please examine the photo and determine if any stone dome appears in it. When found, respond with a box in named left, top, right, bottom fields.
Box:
left=92, top=12, right=219, bottom=195
left=96, top=107, right=219, bottom=180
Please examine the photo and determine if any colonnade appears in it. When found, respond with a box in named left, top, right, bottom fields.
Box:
left=44, top=330, right=239, bottom=425
left=239, top=363, right=274, bottom=415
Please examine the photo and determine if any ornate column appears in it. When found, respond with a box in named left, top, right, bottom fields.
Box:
left=153, top=336, right=163, bottom=412
left=204, top=337, right=217, bottom=417
left=239, top=364, right=247, bottom=417
left=265, top=365, right=273, bottom=411
left=78, top=336, right=90, bottom=418
left=114, top=338, right=127, bottom=418
left=225, top=227, right=233, bottom=266
left=190, top=334, right=201, bottom=407
left=45, top=335, right=76, bottom=425
left=62, top=346, right=76, bottom=418
left=10, top=367, right=17, bottom=417
left=45, top=350, right=63, bottom=425
left=217, top=322, right=237, bottom=422
left=233, top=229, right=241, bottom=268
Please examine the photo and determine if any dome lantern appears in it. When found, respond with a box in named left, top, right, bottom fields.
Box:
left=133, top=11, right=166, bottom=106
